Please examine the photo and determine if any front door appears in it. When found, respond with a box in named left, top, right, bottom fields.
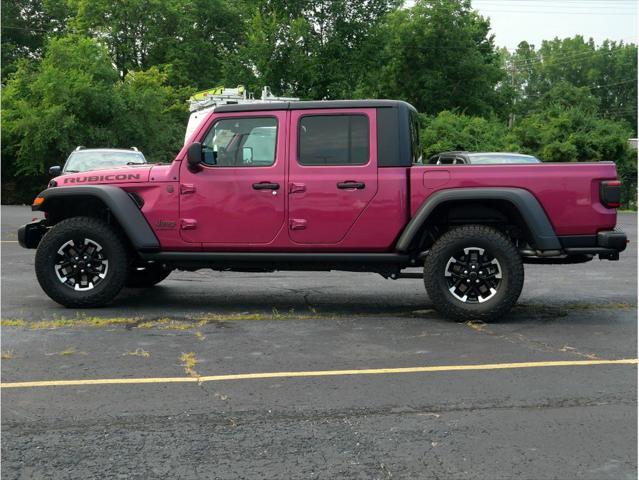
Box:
left=179, top=112, right=286, bottom=245
left=288, top=109, right=378, bottom=244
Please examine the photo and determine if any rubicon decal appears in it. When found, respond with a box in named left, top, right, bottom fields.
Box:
left=63, top=174, right=141, bottom=183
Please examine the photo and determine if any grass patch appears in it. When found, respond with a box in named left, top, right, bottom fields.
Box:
left=123, top=348, right=150, bottom=358
left=1, top=319, right=26, bottom=327
left=180, top=352, right=199, bottom=378
left=0, top=302, right=633, bottom=333
left=1, top=350, right=14, bottom=359
left=45, top=346, right=86, bottom=356
left=465, top=320, right=487, bottom=332
left=1, top=315, right=139, bottom=330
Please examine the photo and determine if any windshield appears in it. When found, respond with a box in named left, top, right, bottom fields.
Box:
left=467, top=154, right=540, bottom=164
left=64, top=151, right=146, bottom=173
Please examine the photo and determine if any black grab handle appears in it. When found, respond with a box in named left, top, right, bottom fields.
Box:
left=337, top=182, right=365, bottom=190
left=252, top=182, right=280, bottom=190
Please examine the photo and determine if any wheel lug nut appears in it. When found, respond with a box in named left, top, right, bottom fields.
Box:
left=464, top=270, right=468, bottom=274
left=476, top=279, right=480, bottom=283
left=466, top=279, right=470, bottom=283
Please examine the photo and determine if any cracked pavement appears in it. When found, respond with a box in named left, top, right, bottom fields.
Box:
left=1, top=206, right=637, bottom=479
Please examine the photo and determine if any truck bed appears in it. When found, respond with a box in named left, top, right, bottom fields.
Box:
left=410, top=162, right=619, bottom=235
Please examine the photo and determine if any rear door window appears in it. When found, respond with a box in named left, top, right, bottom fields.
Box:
left=298, top=115, right=369, bottom=166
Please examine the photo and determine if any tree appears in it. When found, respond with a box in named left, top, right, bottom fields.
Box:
left=71, top=0, right=246, bottom=88
left=513, top=83, right=632, bottom=163
left=420, top=111, right=520, bottom=159
left=113, top=67, right=188, bottom=163
left=505, top=37, right=638, bottom=132
left=2, top=35, right=187, bottom=178
left=2, top=35, right=120, bottom=176
left=1, top=0, right=71, bottom=80
left=238, top=0, right=399, bottom=99
left=357, top=0, right=505, bottom=116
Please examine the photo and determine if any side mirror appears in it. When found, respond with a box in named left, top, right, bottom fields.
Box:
left=49, top=165, right=62, bottom=177
left=187, top=142, right=203, bottom=171
left=242, top=147, right=253, bottom=164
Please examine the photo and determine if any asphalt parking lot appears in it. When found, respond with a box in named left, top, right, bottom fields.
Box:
left=1, top=205, right=637, bottom=479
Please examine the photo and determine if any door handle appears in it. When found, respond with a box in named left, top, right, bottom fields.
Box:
left=337, top=181, right=365, bottom=190
left=252, top=182, right=280, bottom=190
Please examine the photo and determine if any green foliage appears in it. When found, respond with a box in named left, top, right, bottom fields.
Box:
left=420, top=111, right=520, bottom=158
left=239, top=0, right=398, bottom=99
left=358, top=0, right=505, bottom=116
left=1, top=0, right=72, bottom=80
left=505, top=37, right=637, bottom=132
left=2, top=36, right=118, bottom=176
left=1, top=0, right=637, bottom=207
left=513, top=83, right=633, bottom=163
left=113, top=68, right=188, bottom=163
left=2, top=35, right=187, bottom=181
left=71, top=0, right=245, bottom=88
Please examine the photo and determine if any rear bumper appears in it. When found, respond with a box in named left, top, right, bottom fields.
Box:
left=17, top=220, right=48, bottom=249
left=560, top=230, right=627, bottom=260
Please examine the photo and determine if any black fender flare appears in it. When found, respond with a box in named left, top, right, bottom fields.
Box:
left=395, top=187, right=561, bottom=252
left=33, top=185, right=160, bottom=252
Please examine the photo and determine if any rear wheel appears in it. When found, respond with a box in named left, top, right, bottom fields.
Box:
left=35, top=217, right=129, bottom=307
left=126, top=263, right=171, bottom=288
left=424, top=225, right=524, bottom=321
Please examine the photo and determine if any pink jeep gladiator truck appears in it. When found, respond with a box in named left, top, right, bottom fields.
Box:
left=19, top=100, right=627, bottom=320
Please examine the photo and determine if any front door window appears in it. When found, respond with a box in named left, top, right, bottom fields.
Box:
left=202, top=117, right=277, bottom=167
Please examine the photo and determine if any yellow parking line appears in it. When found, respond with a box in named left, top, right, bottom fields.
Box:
left=1, top=358, right=636, bottom=389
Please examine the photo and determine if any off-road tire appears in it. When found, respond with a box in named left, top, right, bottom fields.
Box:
left=126, top=264, right=171, bottom=288
left=424, top=225, right=524, bottom=321
left=35, top=217, right=129, bottom=307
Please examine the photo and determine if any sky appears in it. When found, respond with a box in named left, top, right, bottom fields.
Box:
left=470, top=0, right=638, bottom=51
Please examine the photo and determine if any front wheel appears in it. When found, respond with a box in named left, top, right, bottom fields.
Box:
left=424, top=225, right=524, bottom=321
left=35, top=217, right=129, bottom=307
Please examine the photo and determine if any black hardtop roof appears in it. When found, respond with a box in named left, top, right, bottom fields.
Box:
left=214, top=99, right=417, bottom=113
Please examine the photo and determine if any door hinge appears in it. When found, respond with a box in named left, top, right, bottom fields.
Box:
left=180, top=183, right=196, bottom=194
left=289, top=218, right=307, bottom=230
left=180, top=219, right=197, bottom=230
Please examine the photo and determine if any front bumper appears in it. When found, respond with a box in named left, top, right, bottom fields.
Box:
left=17, top=220, right=48, bottom=249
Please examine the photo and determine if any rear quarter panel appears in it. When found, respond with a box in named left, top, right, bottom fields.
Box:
left=411, top=163, right=619, bottom=235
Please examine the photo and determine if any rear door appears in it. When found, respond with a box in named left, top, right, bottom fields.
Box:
left=288, top=108, right=378, bottom=244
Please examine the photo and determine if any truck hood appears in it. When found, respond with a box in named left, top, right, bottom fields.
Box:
left=54, top=165, right=152, bottom=186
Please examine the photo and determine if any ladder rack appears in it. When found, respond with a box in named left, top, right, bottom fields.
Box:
left=188, top=86, right=299, bottom=112
left=185, top=86, right=300, bottom=143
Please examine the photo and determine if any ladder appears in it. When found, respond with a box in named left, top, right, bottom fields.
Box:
left=185, top=86, right=300, bottom=143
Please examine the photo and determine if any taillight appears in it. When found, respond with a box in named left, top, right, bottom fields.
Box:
left=600, top=180, right=621, bottom=208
